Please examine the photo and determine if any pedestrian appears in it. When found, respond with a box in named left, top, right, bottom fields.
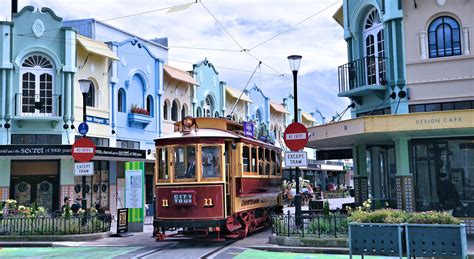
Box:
left=71, top=197, right=82, bottom=215
left=61, top=196, right=71, bottom=212
left=438, top=172, right=460, bottom=215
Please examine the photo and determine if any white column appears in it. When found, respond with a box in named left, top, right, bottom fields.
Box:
left=463, top=26, right=470, bottom=55
left=418, top=32, right=427, bottom=59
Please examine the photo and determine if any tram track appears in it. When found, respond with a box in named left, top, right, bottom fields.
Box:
left=200, top=239, right=239, bottom=259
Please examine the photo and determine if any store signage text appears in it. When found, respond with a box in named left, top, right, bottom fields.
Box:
left=0, top=145, right=71, bottom=156
left=415, top=117, right=462, bottom=125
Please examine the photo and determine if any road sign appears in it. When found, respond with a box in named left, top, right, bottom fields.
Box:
left=71, top=137, right=96, bottom=162
left=78, top=122, right=89, bottom=135
left=285, top=151, right=307, bottom=167
left=283, top=122, right=309, bottom=151
left=74, top=162, right=94, bottom=176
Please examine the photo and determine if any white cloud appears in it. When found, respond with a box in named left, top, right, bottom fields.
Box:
left=19, top=0, right=349, bottom=119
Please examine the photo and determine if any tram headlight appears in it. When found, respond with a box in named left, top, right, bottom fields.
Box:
left=182, top=116, right=195, bottom=127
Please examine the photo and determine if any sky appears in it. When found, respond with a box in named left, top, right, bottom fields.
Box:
left=18, top=0, right=350, bottom=123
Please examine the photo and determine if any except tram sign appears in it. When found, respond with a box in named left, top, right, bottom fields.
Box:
left=283, top=122, right=309, bottom=151
left=71, top=137, right=96, bottom=162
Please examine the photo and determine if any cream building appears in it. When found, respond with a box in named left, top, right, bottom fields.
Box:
left=269, top=101, right=289, bottom=147
left=162, top=64, right=198, bottom=135
left=225, top=86, right=252, bottom=122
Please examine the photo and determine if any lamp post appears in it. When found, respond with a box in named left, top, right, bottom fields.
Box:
left=78, top=79, right=92, bottom=209
left=287, top=55, right=302, bottom=225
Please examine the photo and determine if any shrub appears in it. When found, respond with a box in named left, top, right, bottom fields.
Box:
left=407, top=211, right=462, bottom=225
left=349, top=209, right=461, bottom=225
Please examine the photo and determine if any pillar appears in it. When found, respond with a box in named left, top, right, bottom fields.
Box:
left=394, top=137, right=414, bottom=211
left=109, top=161, right=118, bottom=220
left=418, top=32, right=427, bottom=59
left=0, top=159, right=11, bottom=201
left=60, top=158, right=75, bottom=204
left=463, top=26, right=470, bottom=55
left=353, top=144, right=368, bottom=205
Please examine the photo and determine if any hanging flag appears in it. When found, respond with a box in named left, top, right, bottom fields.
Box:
left=167, top=2, right=194, bottom=13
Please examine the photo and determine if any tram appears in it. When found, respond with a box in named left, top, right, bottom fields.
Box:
left=153, top=116, right=283, bottom=240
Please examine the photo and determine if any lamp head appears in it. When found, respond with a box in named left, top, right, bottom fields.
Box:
left=287, top=55, right=302, bottom=71
left=78, top=79, right=92, bottom=94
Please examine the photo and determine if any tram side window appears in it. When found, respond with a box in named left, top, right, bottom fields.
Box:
left=276, top=152, right=281, bottom=175
left=174, top=146, right=196, bottom=179
left=242, top=146, right=250, bottom=172
left=251, top=147, right=257, bottom=174
left=265, top=149, right=271, bottom=175
left=158, top=148, right=169, bottom=180
left=271, top=150, right=276, bottom=175
left=202, top=146, right=221, bottom=179
left=258, top=147, right=264, bottom=175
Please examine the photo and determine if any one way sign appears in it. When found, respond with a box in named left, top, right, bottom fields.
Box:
left=285, top=151, right=307, bottom=167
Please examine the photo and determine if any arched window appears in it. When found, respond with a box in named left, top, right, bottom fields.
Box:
left=146, top=95, right=153, bottom=117
left=118, top=88, right=126, bottom=113
left=86, top=82, right=95, bottom=107
left=214, top=111, right=220, bottom=118
left=163, top=99, right=169, bottom=120
left=171, top=100, right=179, bottom=121
left=256, top=109, right=263, bottom=123
left=20, top=54, right=54, bottom=115
left=428, top=16, right=461, bottom=58
left=181, top=104, right=188, bottom=120
left=363, top=8, right=385, bottom=85
left=203, top=95, right=213, bottom=117
left=196, top=107, right=202, bottom=117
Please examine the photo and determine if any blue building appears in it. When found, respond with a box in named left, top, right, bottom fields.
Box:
left=192, top=59, right=225, bottom=118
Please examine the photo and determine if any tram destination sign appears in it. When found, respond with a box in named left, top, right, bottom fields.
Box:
left=171, top=190, right=196, bottom=206
left=285, top=151, right=308, bottom=167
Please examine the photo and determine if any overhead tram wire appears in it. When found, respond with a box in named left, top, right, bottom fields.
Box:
left=248, top=1, right=340, bottom=51
left=168, top=45, right=241, bottom=52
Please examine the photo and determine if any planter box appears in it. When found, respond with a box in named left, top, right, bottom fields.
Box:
left=349, top=223, right=404, bottom=259
left=406, top=223, right=467, bottom=258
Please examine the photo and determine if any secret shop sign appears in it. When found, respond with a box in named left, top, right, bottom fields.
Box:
left=0, top=145, right=146, bottom=159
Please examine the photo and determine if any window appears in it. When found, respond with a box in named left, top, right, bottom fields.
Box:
left=173, top=146, right=196, bottom=180
left=75, top=136, right=109, bottom=147
left=20, top=54, right=55, bottom=115
left=428, top=16, right=461, bottom=58
left=271, top=150, right=276, bottom=175
left=251, top=147, right=257, bottom=174
left=265, top=149, right=271, bottom=175
left=363, top=8, right=385, bottom=86
left=163, top=100, right=169, bottom=120
left=196, top=107, right=202, bottom=117
left=214, top=111, right=220, bottom=118
left=12, top=134, right=61, bottom=144
left=202, top=146, right=221, bottom=179
left=242, top=146, right=250, bottom=172
left=118, top=88, right=126, bottom=113
left=157, top=148, right=169, bottom=180
left=86, top=82, right=95, bottom=107
left=258, top=147, right=264, bottom=175
left=146, top=95, right=153, bottom=117
left=116, top=139, right=140, bottom=149
left=181, top=105, right=186, bottom=120
left=203, top=95, right=213, bottom=117
left=171, top=100, right=179, bottom=121
left=276, top=151, right=281, bottom=176
left=409, top=100, right=473, bottom=113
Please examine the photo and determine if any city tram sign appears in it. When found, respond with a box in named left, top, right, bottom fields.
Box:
left=71, top=137, right=96, bottom=162
left=283, top=122, right=309, bottom=151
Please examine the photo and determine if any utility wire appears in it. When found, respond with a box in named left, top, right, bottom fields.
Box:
left=168, top=45, right=241, bottom=52
left=248, top=1, right=340, bottom=51
left=199, top=0, right=245, bottom=50
left=228, top=62, right=262, bottom=118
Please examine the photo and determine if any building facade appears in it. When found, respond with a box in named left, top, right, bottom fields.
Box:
left=308, top=0, right=474, bottom=216
left=192, top=59, right=226, bottom=118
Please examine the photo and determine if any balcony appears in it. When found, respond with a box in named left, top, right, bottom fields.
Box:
left=338, top=56, right=387, bottom=101
left=13, top=93, right=62, bottom=128
left=128, top=113, right=152, bottom=128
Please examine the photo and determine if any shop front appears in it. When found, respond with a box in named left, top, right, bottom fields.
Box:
left=307, top=110, right=474, bottom=215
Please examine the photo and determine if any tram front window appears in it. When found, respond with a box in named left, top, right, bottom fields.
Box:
left=174, top=146, right=196, bottom=180
left=202, top=146, right=221, bottom=179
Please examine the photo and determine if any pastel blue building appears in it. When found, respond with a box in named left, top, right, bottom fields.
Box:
left=245, top=84, right=270, bottom=128
left=0, top=6, right=76, bottom=210
left=192, top=59, right=225, bottom=118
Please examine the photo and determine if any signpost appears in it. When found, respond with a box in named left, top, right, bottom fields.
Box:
left=71, top=137, right=96, bottom=162
left=285, top=151, right=307, bottom=167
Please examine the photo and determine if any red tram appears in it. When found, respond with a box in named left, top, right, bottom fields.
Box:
left=153, top=116, right=283, bottom=240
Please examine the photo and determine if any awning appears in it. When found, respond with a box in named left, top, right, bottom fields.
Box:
left=270, top=101, right=289, bottom=114
left=226, top=86, right=252, bottom=103
left=332, top=5, right=343, bottom=27
left=164, top=64, right=198, bottom=85
left=76, top=35, right=119, bottom=60
left=307, top=109, right=474, bottom=150
left=302, top=111, right=317, bottom=122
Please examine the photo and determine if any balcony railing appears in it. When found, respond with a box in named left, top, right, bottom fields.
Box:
left=338, top=56, right=387, bottom=94
left=15, top=93, right=61, bottom=117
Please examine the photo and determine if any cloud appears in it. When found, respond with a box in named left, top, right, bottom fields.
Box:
left=18, top=0, right=349, bottom=119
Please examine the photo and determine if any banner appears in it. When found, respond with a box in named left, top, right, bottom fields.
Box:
left=125, top=162, right=145, bottom=223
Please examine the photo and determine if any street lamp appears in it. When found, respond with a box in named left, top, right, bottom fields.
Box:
left=78, top=79, right=92, bottom=208
left=287, top=55, right=302, bottom=225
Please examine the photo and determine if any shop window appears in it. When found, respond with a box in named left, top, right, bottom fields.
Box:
left=173, top=146, right=196, bottom=180
left=157, top=147, right=169, bottom=180
left=428, top=16, right=461, bottom=58
left=202, top=146, right=221, bottom=179
left=74, top=161, right=109, bottom=210
left=242, top=146, right=250, bottom=172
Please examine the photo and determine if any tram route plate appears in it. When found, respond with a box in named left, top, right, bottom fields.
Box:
left=171, top=190, right=196, bottom=206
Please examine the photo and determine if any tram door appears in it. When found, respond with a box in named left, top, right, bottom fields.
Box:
left=225, top=142, right=232, bottom=216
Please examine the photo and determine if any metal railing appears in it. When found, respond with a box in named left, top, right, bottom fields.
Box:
left=15, top=93, right=61, bottom=117
left=338, top=56, right=386, bottom=94
left=0, top=214, right=111, bottom=235
left=271, top=211, right=349, bottom=238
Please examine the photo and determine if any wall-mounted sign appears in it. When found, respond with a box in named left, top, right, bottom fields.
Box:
left=243, top=121, right=254, bottom=138
left=86, top=115, right=110, bottom=125
left=74, top=162, right=94, bottom=176
left=78, top=122, right=89, bottom=135
left=285, top=151, right=308, bottom=167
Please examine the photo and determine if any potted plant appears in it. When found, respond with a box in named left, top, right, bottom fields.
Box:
left=130, top=104, right=150, bottom=116
left=405, top=211, right=466, bottom=258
